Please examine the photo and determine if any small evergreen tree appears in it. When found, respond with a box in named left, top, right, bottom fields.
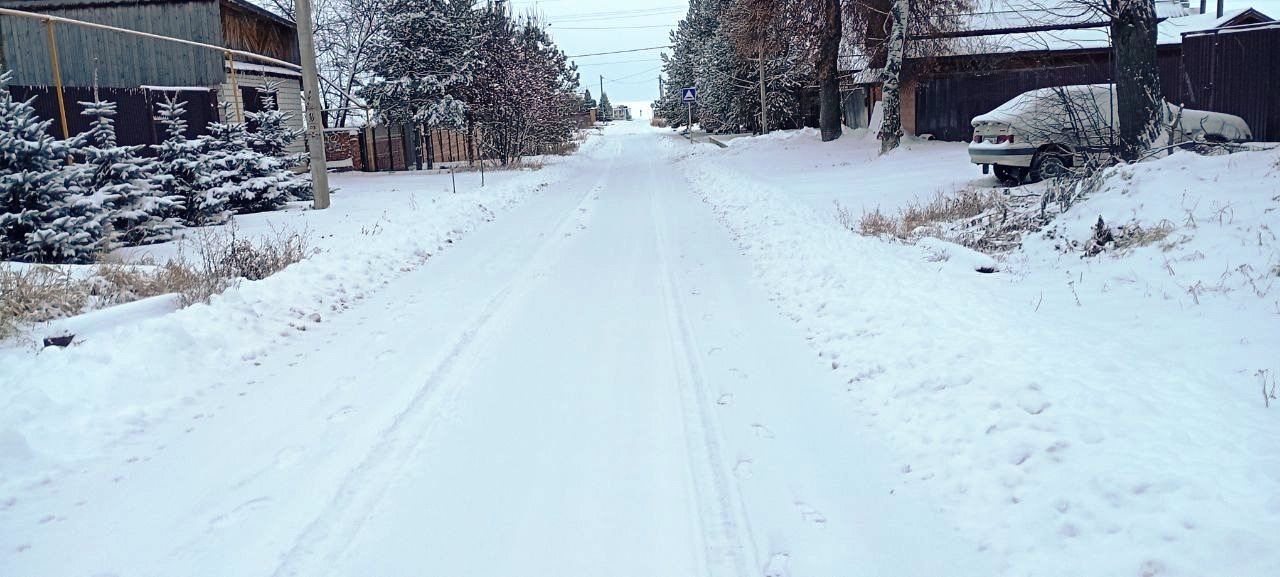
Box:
left=0, top=72, right=105, bottom=263
left=200, top=104, right=303, bottom=215
left=68, top=98, right=179, bottom=246
left=598, top=92, right=613, bottom=122
left=244, top=88, right=312, bottom=202
left=152, top=95, right=230, bottom=226
left=581, top=89, right=597, bottom=112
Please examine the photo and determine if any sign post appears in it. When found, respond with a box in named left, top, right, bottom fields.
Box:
left=682, top=87, right=697, bottom=139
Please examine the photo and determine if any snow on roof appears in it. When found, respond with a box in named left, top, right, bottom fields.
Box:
left=941, top=0, right=1192, bottom=35
left=917, top=8, right=1263, bottom=58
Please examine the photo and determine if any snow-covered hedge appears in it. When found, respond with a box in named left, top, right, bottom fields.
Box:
left=1, top=73, right=310, bottom=265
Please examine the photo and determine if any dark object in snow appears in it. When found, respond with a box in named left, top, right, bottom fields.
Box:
left=43, top=334, right=75, bottom=348
left=975, top=266, right=997, bottom=274
left=1083, top=216, right=1114, bottom=256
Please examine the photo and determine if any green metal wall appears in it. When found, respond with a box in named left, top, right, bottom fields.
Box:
left=0, top=0, right=225, bottom=88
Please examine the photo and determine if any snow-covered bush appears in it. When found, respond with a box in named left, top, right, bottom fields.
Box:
left=200, top=108, right=290, bottom=215
left=68, top=99, right=180, bottom=247
left=0, top=72, right=106, bottom=264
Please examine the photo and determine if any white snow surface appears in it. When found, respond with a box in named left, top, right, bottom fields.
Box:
left=680, top=127, right=1280, bottom=577
left=2, top=122, right=1278, bottom=577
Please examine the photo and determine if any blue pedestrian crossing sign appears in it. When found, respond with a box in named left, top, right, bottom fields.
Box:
left=682, top=87, right=697, bottom=102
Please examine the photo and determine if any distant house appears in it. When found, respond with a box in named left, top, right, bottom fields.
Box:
left=840, top=2, right=1274, bottom=141
left=0, top=0, right=305, bottom=152
left=613, top=104, right=632, bottom=121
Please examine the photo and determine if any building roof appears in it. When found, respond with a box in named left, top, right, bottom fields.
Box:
left=0, top=0, right=296, bottom=29
left=220, top=0, right=296, bottom=30
left=913, top=7, right=1273, bottom=58
left=930, top=0, right=1193, bottom=37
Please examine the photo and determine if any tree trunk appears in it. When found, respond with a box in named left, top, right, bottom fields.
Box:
left=1111, top=0, right=1163, bottom=161
left=880, top=0, right=907, bottom=154
left=818, top=0, right=843, bottom=142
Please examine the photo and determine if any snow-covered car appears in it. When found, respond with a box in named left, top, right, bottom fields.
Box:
left=969, top=84, right=1252, bottom=184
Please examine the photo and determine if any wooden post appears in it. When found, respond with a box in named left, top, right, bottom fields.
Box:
left=425, top=126, right=434, bottom=170
left=44, top=19, right=70, bottom=140
left=226, top=51, right=243, bottom=123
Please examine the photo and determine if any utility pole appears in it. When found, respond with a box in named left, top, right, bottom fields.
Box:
left=295, top=0, right=330, bottom=209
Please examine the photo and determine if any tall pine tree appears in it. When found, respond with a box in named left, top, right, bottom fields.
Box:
left=598, top=92, right=613, bottom=122
left=365, top=0, right=475, bottom=126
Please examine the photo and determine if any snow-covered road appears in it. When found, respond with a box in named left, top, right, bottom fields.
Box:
left=3, top=124, right=991, bottom=576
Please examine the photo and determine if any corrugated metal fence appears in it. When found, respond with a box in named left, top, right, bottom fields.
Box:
left=1182, top=23, right=1280, bottom=141
left=8, top=84, right=219, bottom=147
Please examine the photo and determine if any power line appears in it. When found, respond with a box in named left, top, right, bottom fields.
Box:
left=607, top=66, right=661, bottom=82
left=551, top=23, right=678, bottom=30
left=576, top=56, right=663, bottom=66
left=568, top=45, right=671, bottom=58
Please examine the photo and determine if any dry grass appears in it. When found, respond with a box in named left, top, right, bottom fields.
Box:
left=857, top=208, right=898, bottom=237
left=650, top=117, right=669, bottom=128
left=0, top=265, right=90, bottom=339
left=849, top=188, right=1003, bottom=241
left=0, top=224, right=315, bottom=340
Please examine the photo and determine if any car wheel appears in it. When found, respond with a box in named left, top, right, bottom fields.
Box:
left=993, top=165, right=1025, bottom=186
left=1030, top=150, right=1071, bottom=182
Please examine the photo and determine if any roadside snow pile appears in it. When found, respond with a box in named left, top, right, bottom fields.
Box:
left=704, top=126, right=982, bottom=216
left=675, top=131, right=1280, bottom=577
left=0, top=142, right=593, bottom=491
left=1025, top=150, right=1279, bottom=297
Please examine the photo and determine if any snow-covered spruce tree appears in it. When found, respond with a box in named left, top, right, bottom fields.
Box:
left=151, top=95, right=230, bottom=226
left=364, top=0, right=475, bottom=127
left=598, top=92, right=613, bottom=122
left=68, top=98, right=179, bottom=246
left=199, top=107, right=289, bottom=215
left=244, top=87, right=312, bottom=202
left=0, top=72, right=105, bottom=263
left=582, top=89, right=597, bottom=112
left=656, top=0, right=720, bottom=128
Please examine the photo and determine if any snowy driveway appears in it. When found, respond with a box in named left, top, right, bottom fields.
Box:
left=2, top=124, right=989, bottom=577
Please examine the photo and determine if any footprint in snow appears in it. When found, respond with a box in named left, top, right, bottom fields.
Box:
left=751, top=424, right=775, bottom=439
left=716, top=393, right=734, bottom=406
left=733, top=460, right=754, bottom=480
left=328, top=405, right=357, bottom=423
left=764, top=553, right=790, bottom=577
left=796, top=502, right=827, bottom=525
left=274, top=446, right=304, bottom=469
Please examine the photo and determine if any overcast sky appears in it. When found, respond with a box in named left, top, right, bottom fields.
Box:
left=509, top=1, right=688, bottom=106
left=509, top=0, right=1280, bottom=107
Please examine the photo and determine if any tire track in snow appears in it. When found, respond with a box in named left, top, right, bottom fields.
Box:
left=649, top=162, right=760, bottom=577
left=268, top=170, right=612, bottom=577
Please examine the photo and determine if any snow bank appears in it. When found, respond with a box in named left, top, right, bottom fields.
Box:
left=0, top=140, right=597, bottom=489
left=675, top=130, right=1280, bottom=577
left=690, top=125, right=987, bottom=219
